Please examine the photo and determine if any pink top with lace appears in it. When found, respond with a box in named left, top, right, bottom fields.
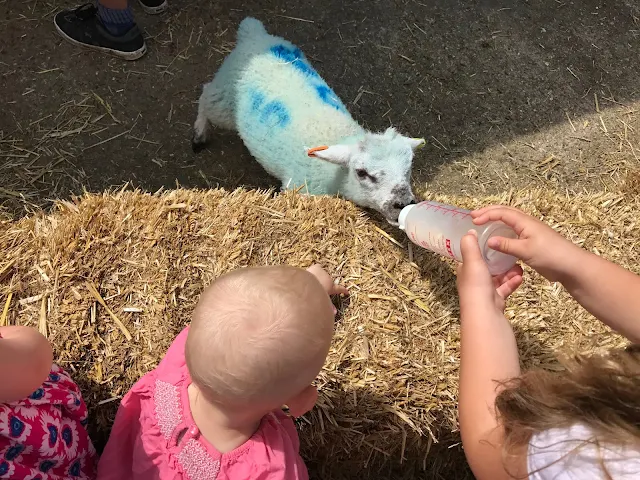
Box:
left=0, top=363, right=97, bottom=479
left=97, top=327, right=309, bottom=480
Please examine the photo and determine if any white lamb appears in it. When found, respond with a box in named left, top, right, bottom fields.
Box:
left=192, top=17, right=425, bottom=223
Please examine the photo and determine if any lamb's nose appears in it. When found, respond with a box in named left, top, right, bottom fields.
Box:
left=394, top=198, right=417, bottom=210
left=393, top=201, right=413, bottom=210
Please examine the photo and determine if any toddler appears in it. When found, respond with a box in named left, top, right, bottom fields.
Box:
left=98, top=264, right=347, bottom=479
left=0, top=325, right=97, bottom=478
left=456, top=205, right=640, bottom=479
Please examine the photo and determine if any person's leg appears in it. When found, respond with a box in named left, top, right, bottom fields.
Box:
left=98, top=0, right=169, bottom=24
left=96, top=0, right=136, bottom=36
left=53, top=0, right=167, bottom=61
left=100, top=0, right=127, bottom=5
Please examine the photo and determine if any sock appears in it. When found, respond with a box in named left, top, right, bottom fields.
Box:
left=97, top=3, right=135, bottom=36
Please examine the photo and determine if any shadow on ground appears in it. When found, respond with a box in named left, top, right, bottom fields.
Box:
left=1, top=0, right=639, bottom=214
left=302, top=387, right=472, bottom=480
left=300, top=270, right=561, bottom=480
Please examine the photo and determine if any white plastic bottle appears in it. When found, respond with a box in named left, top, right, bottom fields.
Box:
left=398, top=200, right=518, bottom=275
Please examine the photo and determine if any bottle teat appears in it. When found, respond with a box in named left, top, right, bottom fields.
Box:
left=397, top=204, right=416, bottom=231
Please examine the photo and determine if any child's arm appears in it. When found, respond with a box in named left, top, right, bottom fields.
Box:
left=555, top=249, right=640, bottom=343
left=456, top=233, right=527, bottom=480
left=473, top=206, right=640, bottom=343
left=306, top=264, right=349, bottom=297
left=306, top=264, right=349, bottom=316
left=0, top=326, right=53, bottom=403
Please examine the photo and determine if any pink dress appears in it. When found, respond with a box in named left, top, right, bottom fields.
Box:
left=0, top=363, right=97, bottom=479
left=98, top=328, right=309, bottom=480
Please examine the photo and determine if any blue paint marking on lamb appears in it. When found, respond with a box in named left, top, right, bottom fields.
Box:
left=248, top=87, right=291, bottom=128
left=315, top=85, right=346, bottom=112
left=270, top=44, right=348, bottom=112
left=251, top=90, right=266, bottom=112
left=270, top=44, right=319, bottom=79
left=261, top=100, right=291, bottom=128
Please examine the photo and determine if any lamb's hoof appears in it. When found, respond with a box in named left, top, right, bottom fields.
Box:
left=191, top=135, right=208, bottom=154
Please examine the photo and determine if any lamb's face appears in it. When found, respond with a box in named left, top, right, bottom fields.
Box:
left=348, top=129, right=423, bottom=224
left=307, top=128, right=424, bottom=224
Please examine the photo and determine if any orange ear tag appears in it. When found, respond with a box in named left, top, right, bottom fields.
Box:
left=307, top=145, right=329, bottom=157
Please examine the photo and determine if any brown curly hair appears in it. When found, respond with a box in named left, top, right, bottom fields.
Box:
left=495, top=345, right=640, bottom=477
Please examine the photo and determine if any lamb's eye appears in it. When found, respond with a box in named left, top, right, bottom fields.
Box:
left=356, top=169, right=377, bottom=183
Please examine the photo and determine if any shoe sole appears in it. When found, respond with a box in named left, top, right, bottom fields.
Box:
left=138, top=0, right=168, bottom=15
left=54, top=21, right=147, bottom=61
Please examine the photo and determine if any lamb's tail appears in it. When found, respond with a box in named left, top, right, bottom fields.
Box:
left=237, top=17, right=267, bottom=42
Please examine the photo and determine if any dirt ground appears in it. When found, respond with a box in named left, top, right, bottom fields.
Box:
left=2, top=0, right=640, bottom=216
left=1, top=0, right=640, bottom=478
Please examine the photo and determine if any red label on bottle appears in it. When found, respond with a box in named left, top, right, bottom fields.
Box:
left=446, top=239, right=453, bottom=257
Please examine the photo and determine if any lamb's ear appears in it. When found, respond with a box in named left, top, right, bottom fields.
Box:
left=407, top=137, right=426, bottom=150
left=306, top=144, right=353, bottom=167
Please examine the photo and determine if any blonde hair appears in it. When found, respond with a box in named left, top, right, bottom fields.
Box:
left=496, top=346, right=640, bottom=476
left=185, top=266, right=334, bottom=411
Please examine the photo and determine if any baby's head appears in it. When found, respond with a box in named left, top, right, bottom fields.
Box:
left=185, top=266, right=335, bottom=417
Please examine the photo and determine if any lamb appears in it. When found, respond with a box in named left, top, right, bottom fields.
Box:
left=192, top=17, right=425, bottom=224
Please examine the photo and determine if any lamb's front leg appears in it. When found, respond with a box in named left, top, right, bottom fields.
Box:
left=280, top=178, right=293, bottom=192
left=280, top=179, right=311, bottom=196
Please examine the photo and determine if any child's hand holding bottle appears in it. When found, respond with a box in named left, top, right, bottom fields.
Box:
left=472, top=205, right=640, bottom=343
left=456, top=230, right=524, bottom=318
left=470, top=206, right=579, bottom=283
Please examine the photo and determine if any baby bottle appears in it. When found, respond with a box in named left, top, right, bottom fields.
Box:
left=398, top=200, right=518, bottom=275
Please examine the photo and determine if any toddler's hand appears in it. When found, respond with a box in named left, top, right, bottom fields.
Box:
left=471, top=205, right=576, bottom=282
left=306, top=264, right=349, bottom=297
left=307, top=265, right=348, bottom=315
left=456, top=231, right=523, bottom=315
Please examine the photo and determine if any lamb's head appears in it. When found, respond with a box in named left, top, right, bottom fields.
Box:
left=308, top=127, right=424, bottom=224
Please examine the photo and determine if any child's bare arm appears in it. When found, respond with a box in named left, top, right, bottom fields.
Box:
left=0, top=326, right=53, bottom=403
left=456, top=233, right=526, bottom=480
left=558, top=248, right=640, bottom=343
left=473, top=206, right=640, bottom=343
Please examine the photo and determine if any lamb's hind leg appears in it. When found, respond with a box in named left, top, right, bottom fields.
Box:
left=191, top=81, right=235, bottom=153
left=192, top=100, right=212, bottom=153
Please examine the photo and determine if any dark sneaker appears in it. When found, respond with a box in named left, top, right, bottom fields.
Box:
left=54, top=4, right=147, bottom=61
left=138, top=0, right=169, bottom=15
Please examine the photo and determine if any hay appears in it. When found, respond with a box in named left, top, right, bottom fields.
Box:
left=624, top=169, right=640, bottom=196
left=0, top=184, right=638, bottom=479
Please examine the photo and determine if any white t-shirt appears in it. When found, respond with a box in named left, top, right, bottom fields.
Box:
left=528, top=424, right=640, bottom=479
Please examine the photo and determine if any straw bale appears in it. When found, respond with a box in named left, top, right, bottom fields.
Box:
left=624, top=169, right=640, bottom=196
left=0, top=181, right=638, bottom=479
